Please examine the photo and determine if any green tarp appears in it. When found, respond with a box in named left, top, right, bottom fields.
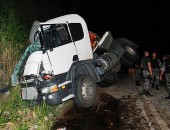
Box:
left=11, top=39, right=41, bottom=86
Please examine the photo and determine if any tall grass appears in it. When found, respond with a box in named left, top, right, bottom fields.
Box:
left=0, top=1, right=55, bottom=129
left=0, top=85, right=74, bottom=129
left=0, top=86, right=55, bottom=129
left=0, top=1, right=74, bottom=129
left=0, top=0, right=29, bottom=84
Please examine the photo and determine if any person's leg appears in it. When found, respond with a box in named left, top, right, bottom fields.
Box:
left=145, top=78, right=153, bottom=96
left=151, top=70, right=156, bottom=88
left=155, top=69, right=160, bottom=90
left=165, top=83, right=170, bottom=99
left=142, top=70, right=153, bottom=96
left=142, top=78, right=147, bottom=95
left=135, top=68, right=142, bottom=86
left=141, top=70, right=147, bottom=95
left=165, top=74, right=170, bottom=99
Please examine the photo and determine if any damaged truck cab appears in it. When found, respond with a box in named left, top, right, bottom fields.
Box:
left=12, top=14, right=139, bottom=107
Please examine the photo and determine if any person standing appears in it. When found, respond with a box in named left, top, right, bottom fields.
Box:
left=160, top=54, right=168, bottom=86
left=160, top=55, right=170, bottom=99
left=151, top=52, right=161, bottom=90
left=141, top=50, right=153, bottom=96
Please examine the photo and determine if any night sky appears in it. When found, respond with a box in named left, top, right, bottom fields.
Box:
left=26, top=0, right=170, bottom=56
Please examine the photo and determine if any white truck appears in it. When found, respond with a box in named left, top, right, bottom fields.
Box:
left=11, top=14, right=139, bottom=107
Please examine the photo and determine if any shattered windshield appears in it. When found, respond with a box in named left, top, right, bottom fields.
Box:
left=40, top=24, right=71, bottom=48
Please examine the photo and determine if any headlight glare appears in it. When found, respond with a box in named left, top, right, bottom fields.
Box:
left=41, top=84, right=58, bottom=93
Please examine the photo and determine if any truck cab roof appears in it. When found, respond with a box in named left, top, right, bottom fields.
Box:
left=41, top=14, right=85, bottom=25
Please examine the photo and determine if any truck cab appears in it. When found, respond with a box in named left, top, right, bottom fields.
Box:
left=11, top=14, right=140, bottom=107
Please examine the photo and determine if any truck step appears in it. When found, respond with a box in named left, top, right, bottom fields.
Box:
left=62, top=94, right=75, bottom=102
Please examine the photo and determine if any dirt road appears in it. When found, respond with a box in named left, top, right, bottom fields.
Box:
left=52, top=72, right=170, bottom=130
left=102, top=72, right=170, bottom=130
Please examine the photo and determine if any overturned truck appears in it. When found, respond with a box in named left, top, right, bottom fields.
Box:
left=11, top=14, right=139, bottom=107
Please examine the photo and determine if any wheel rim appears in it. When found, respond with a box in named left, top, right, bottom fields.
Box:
left=82, top=80, right=94, bottom=100
left=125, top=46, right=136, bottom=55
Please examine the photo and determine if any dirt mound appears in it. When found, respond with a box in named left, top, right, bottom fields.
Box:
left=51, top=90, right=150, bottom=130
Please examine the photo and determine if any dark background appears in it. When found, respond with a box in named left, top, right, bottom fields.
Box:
left=20, top=0, right=170, bottom=57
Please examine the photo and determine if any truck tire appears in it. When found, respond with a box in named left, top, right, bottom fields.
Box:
left=73, top=75, right=97, bottom=107
left=108, top=38, right=139, bottom=67
left=119, top=39, right=139, bottom=67
left=98, top=69, right=119, bottom=87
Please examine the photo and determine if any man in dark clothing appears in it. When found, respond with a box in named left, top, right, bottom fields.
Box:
left=159, top=54, right=168, bottom=86
left=160, top=55, right=170, bottom=99
left=151, top=52, right=161, bottom=90
left=141, top=50, right=153, bottom=96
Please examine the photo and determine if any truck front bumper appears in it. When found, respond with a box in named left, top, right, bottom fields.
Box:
left=21, top=78, right=73, bottom=106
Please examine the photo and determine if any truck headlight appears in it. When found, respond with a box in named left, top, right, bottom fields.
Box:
left=41, top=84, right=58, bottom=93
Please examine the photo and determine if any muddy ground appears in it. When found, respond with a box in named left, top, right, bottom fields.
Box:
left=52, top=91, right=150, bottom=130
left=51, top=73, right=170, bottom=130
left=1, top=72, right=169, bottom=130
left=52, top=74, right=170, bottom=130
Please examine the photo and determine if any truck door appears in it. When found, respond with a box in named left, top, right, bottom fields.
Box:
left=68, top=23, right=93, bottom=61
left=41, top=24, right=77, bottom=75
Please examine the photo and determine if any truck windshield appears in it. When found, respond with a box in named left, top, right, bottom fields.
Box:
left=40, top=24, right=71, bottom=49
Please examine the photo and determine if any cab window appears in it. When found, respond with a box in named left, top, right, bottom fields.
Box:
left=68, top=23, right=84, bottom=41
left=42, top=24, right=71, bottom=48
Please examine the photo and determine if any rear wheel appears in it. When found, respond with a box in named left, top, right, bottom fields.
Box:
left=120, top=43, right=140, bottom=67
left=111, top=38, right=139, bottom=67
left=73, top=75, right=97, bottom=107
left=98, top=68, right=119, bottom=87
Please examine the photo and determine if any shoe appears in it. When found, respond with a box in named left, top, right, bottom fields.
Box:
left=156, top=85, right=159, bottom=90
left=146, top=91, right=153, bottom=96
left=141, top=89, right=146, bottom=95
left=148, top=92, right=153, bottom=97
left=165, top=96, right=170, bottom=99
left=135, top=81, right=141, bottom=86
left=152, top=83, right=155, bottom=88
left=136, top=83, right=141, bottom=86
left=165, top=94, right=170, bottom=99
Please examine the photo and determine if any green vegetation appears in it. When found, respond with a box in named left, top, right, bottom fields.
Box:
left=0, top=0, right=73, bottom=129
left=0, top=85, right=74, bottom=129
left=0, top=86, right=53, bottom=129
left=0, top=0, right=29, bottom=84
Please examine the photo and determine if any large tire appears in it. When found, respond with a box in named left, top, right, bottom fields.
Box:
left=120, top=41, right=140, bottom=67
left=98, top=69, right=119, bottom=87
left=73, top=75, right=97, bottom=107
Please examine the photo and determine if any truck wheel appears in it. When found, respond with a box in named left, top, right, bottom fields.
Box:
left=98, top=69, right=119, bottom=87
left=110, top=38, right=139, bottom=67
left=73, top=75, right=96, bottom=107
left=121, top=43, right=139, bottom=67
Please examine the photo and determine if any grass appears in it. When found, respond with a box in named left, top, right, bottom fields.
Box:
left=0, top=0, right=29, bottom=84
left=0, top=85, right=74, bottom=130
left=0, top=0, right=74, bottom=129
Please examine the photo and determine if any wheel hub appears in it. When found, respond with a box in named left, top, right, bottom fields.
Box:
left=82, top=80, right=94, bottom=100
